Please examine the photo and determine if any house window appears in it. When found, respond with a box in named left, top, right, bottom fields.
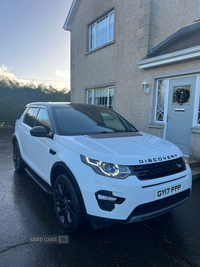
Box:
left=89, top=11, right=114, bottom=51
left=86, top=87, right=114, bottom=109
left=155, top=79, right=166, bottom=121
left=197, top=0, right=200, bottom=20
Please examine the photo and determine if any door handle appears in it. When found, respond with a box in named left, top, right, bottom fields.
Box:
left=167, top=114, right=170, bottom=123
left=50, top=149, right=56, bottom=155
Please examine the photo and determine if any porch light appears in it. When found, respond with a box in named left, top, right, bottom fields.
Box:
left=142, top=81, right=149, bottom=93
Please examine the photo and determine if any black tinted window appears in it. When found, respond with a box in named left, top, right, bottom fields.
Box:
left=53, top=105, right=137, bottom=135
left=23, top=108, right=38, bottom=127
left=35, top=109, right=52, bottom=133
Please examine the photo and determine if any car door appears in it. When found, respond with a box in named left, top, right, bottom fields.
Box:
left=29, top=107, right=55, bottom=182
left=19, top=107, right=39, bottom=166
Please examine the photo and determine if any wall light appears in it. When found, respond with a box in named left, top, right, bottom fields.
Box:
left=142, top=81, right=149, bottom=94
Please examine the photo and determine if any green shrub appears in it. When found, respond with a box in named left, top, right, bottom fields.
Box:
left=0, top=79, right=70, bottom=127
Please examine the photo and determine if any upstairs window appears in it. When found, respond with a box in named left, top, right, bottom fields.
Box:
left=89, top=11, right=115, bottom=51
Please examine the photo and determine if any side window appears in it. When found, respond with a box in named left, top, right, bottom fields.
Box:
left=23, top=107, right=39, bottom=127
left=35, top=108, right=52, bottom=133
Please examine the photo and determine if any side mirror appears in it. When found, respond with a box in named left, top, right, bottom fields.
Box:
left=30, top=126, right=54, bottom=139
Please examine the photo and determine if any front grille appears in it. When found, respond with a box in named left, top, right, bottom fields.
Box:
left=130, top=189, right=190, bottom=217
left=130, top=157, right=186, bottom=180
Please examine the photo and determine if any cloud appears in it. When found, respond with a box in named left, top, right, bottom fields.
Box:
left=0, top=65, right=70, bottom=90
left=0, top=65, right=15, bottom=79
left=0, top=64, right=31, bottom=85
left=55, top=70, right=70, bottom=80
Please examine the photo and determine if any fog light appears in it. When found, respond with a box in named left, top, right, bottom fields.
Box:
left=95, top=190, right=125, bottom=212
left=97, top=195, right=117, bottom=201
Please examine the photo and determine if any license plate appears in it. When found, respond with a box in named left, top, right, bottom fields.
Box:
left=154, top=183, right=184, bottom=200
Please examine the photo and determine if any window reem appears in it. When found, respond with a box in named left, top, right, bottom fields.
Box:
left=89, top=11, right=114, bottom=51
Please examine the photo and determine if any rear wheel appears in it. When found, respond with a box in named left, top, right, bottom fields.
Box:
left=13, top=142, right=24, bottom=172
left=53, top=174, right=83, bottom=233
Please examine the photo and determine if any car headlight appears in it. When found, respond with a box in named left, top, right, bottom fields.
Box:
left=80, top=155, right=131, bottom=179
left=182, top=155, right=188, bottom=164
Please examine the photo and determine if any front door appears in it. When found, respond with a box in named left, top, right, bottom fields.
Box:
left=166, top=76, right=196, bottom=155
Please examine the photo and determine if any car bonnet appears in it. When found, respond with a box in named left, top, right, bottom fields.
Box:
left=58, top=132, right=182, bottom=166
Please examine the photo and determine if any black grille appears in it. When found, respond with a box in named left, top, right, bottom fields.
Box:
left=130, top=157, right=186, bottom=180
left=130, top=189, right=190, bottom=217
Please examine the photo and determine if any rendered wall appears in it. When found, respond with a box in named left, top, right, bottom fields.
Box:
left=69, top=0, right=200, bottom=157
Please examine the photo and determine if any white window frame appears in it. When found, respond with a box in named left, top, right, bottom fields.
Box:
left=196, top=0, right=200, bottom=20
left=89, top=10, right=115, bottom=51
left=193, top=74, right=200, bottom=126
left=155, top=79, right=169, bottom=124
left=154, top=79, right=169, bottom=139
left=86, top=86, right=115, bottom=109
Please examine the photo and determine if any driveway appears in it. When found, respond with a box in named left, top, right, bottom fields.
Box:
left=0, top=128, right=200, bottom=267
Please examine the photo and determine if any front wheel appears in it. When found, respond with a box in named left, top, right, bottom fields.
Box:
left=53, top=174, right=83, bottom=233
left=13, top=142, right=24, bottom=172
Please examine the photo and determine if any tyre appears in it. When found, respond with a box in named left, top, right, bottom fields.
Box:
left=13, top=142, right=24, bottom=172
left=53, top=174, right=83, bottom=233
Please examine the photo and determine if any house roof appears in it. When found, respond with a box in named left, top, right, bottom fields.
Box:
left=63, top=0, right=81, bottom=31
left=137, top=22, right=200, bottom=69
left=147, top=22, right=200, bottom=58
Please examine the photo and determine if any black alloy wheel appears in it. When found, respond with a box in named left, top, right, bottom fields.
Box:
left=53, top=174, right=83, bottom=233
left=13, top=142, right=24, bottom=172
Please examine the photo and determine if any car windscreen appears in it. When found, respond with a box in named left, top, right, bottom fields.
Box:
left=53, top=105, right=137, bottom=135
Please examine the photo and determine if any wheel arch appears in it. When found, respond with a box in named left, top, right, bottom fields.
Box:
left=50, top=162, right=87, bottom=214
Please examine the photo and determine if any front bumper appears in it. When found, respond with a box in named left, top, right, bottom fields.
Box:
left=73, top=162, right=192, bottom=224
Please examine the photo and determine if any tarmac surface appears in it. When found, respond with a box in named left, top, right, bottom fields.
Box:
left=0, top=128, right=200, bottom=267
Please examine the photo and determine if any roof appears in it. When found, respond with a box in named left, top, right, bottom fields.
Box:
left=26, top=102, right=109, bottom=110
left=136, top=22, right=200, bottom=69
left=26, top=102, right=71, bottom=108
left=63, top=0, right=81, bottom=31
left=147, top=22, right=200, bottom=58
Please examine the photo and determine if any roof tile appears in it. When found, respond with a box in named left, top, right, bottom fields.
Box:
left=147, top=22, right=200, bottom=58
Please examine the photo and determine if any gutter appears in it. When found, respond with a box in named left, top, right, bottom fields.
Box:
left=136, top=45, right=200, bottom=69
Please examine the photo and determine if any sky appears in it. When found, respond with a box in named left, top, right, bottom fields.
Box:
left=0, top=0, right=73, bottom=90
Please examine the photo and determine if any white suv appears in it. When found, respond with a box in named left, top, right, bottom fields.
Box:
left=13, top=102, right=192, bottom=233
